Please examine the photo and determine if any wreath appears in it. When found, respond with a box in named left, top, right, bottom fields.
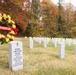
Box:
left=0, top=13, right=18, bottom=44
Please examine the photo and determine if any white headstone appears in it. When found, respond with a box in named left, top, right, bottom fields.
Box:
left=29, top=37, right=33, bottom=49
left=62, top=38, right=65, bottom=44
left=43, top=38, right=47, bottom=48
left=36, top=37, right=39, bottom=42
left=57, top=38, right=61, bottom=44
left=53, top=38, right=57, bottom=47
left=8, top=41, right=23, bottom=71
left=25, top=36, right=27, bottom=39
left=66, top=38, right=72, bottom=46
left=39, top=38, right=42, bottom=44
left=73, top=39, right=76, bottom=44
left=59, top=43, right=65, bottom=59
left=46, top=38, right=50, bottom=44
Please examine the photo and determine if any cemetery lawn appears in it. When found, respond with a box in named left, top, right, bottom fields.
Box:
left=0, top=37, right=76, bottom=75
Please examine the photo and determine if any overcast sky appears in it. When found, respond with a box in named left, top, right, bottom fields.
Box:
left=51, top=0, right=76, bottom=7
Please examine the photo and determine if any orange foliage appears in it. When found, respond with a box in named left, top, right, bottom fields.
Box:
left=0, top=0, right=28, bottom=31
left=42, top=0, right=58, bottom=20
left=50, top=4, right=58, bottom=20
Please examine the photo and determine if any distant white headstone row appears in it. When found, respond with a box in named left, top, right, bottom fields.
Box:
left=28, top=37, right=76, bottom=48
left=27, top=37, right=76, bottom=59
left=31, top=37, right=50, bottom=48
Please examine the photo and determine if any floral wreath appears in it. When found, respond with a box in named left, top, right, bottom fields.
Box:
left=0, top=13, right=18, bottom=44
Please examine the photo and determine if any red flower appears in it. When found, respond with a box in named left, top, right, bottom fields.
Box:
left=6, top=18, right=8, bottom=20
left=10, top=38, right=13, bottom=41
left=11, top=28, right=19, bottom=35
left=2, top=17, right=6, bottom=21
left=10, top=23, right=13, bottom=25
left=1, top=38, right=4, bottom=40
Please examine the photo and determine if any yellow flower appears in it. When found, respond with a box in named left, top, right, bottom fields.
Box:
left=5, top=38, right=9, bottom=42
left=0, top=13, right=2, bottom=16
left=1, top=35, right=5, bottom=38
left=7, top=19, right=12, bottom=23
left=10, top=31, right=15, bottom=35
left=7, top=34, right=11, bottom=38
left=0, top=16, right=2, bottom=21
left=7, top=15, right=11, bottom=20
left=3, top=13, right=7, bottom=19
left=0, top=34, right=2, bottom=39
left=11, top=20, right=15, bottom=24
left=11, top=36, right=14, bottom=39
left=12, top=24, right=16, bottom=28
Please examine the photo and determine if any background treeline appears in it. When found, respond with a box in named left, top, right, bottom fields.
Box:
left=0, top=0, right=76, bottom=38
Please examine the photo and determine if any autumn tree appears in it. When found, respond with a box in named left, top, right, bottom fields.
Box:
left=64, top=3, right=75, bottom=37
left=57, top=0, right=66, bottom=37
left=25, top=0, right=41, bottom=37
left=70, top=9, right=76, bottom=37
left=41, top=0, right=58, bottom=37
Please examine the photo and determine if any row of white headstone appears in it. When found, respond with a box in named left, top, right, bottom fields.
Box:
left=29, top=37, right=50, bottom=49
left=28, top=37, right=76, bottom=48
left=52, top=38, right=76, bottom=47
left=28, top=37, right=76, bottom=59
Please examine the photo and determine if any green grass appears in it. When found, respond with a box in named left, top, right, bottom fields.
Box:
left=0, top=37, right=76, bottom=75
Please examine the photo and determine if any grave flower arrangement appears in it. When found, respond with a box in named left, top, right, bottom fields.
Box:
left=0, top=13, right=18, bottom=44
